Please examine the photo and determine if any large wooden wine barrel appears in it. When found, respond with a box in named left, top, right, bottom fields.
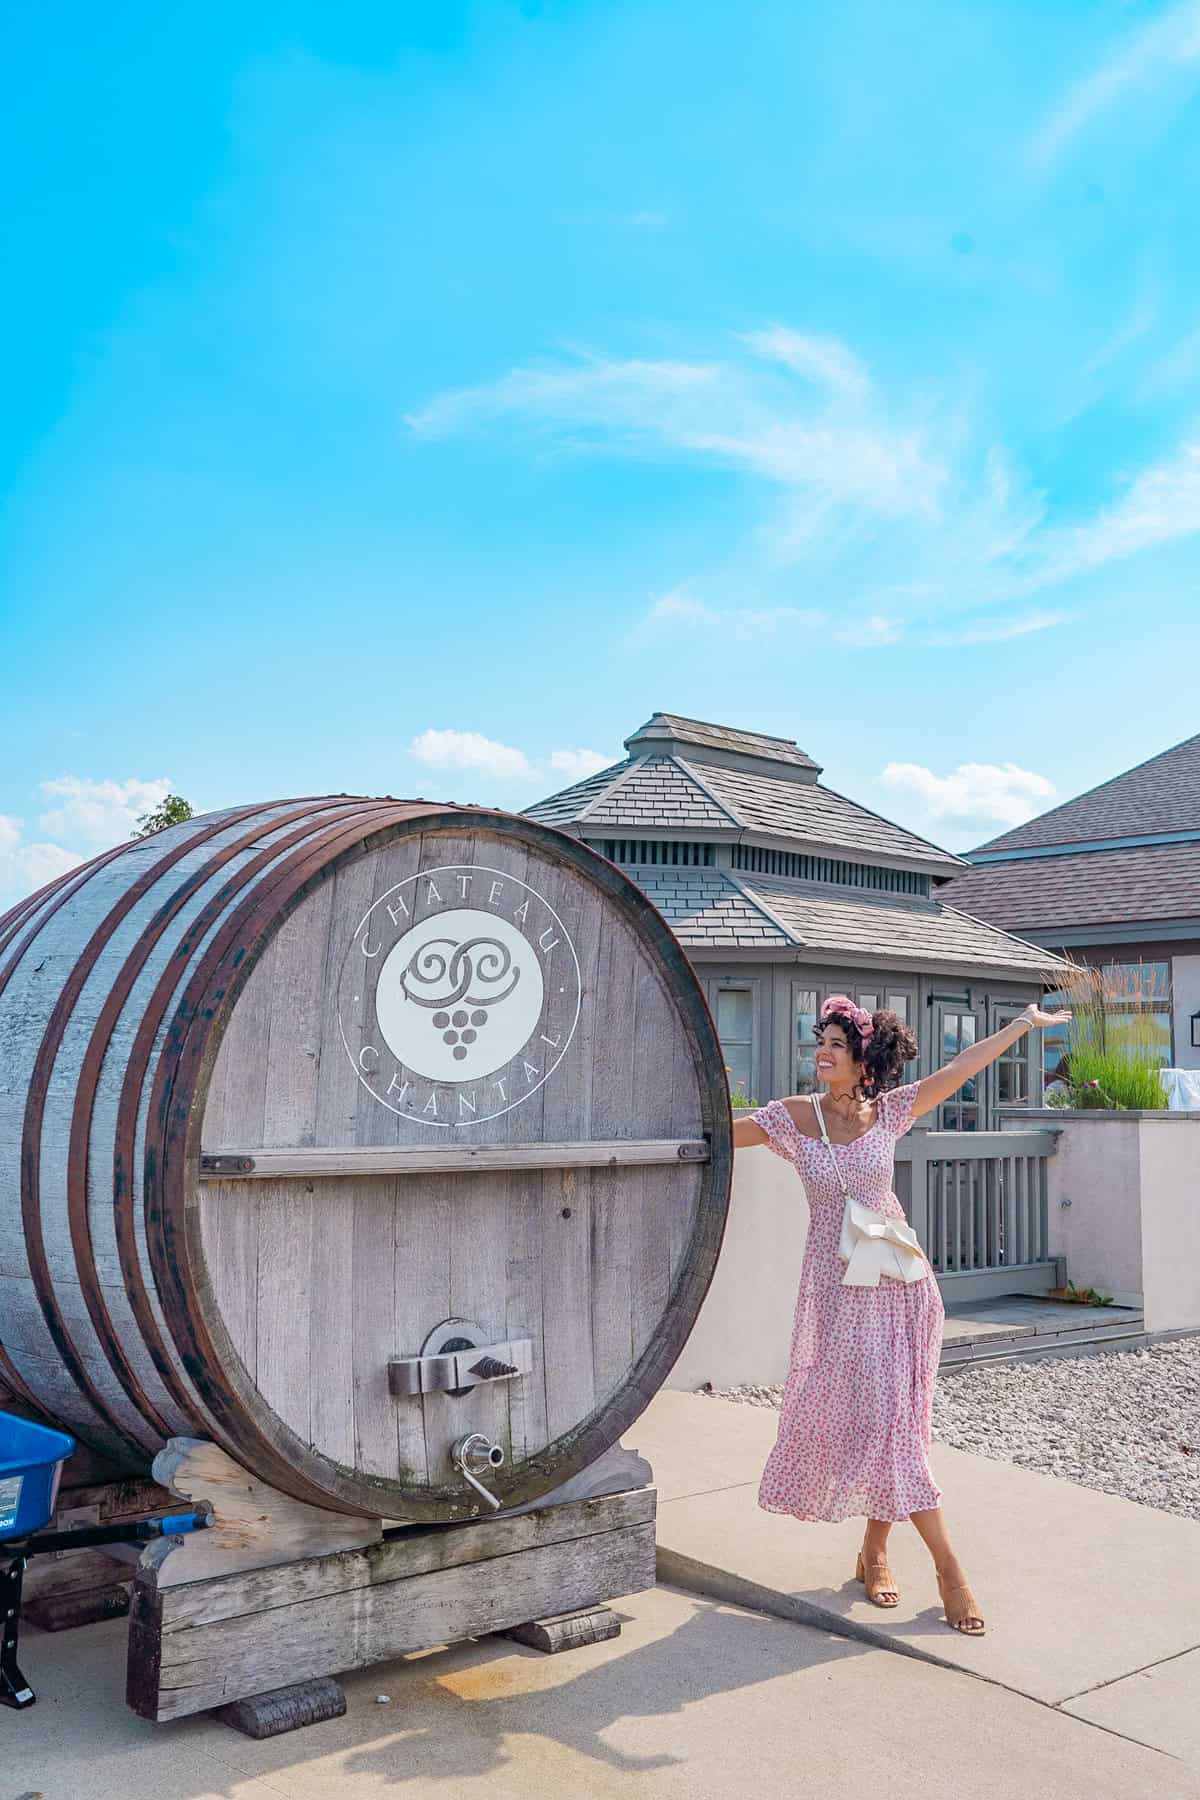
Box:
left=0, top=798, right=730, bottom=1519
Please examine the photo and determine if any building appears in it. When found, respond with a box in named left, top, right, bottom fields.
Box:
left=939, top=732, right=1200, bottom=1075
left=525, top=712, right=1056, bottom=1128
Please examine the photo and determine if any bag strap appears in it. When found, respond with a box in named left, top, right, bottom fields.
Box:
left=810, top=1093, right=850, bottom=1197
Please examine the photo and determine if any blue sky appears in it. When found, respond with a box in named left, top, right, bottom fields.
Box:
left=3, top=0, right=1200, bottom=899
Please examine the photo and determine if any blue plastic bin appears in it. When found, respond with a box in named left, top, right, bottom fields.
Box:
left=0, top=1413, right=76, bottom=1541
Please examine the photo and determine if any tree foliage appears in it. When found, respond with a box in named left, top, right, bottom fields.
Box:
left=133, top=794, right=194, bottom=837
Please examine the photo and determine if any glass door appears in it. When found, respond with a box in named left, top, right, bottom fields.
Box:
left=990, top=1000, right=1033, bottom=1117
left=936, top=1004, right=980, bottom=1129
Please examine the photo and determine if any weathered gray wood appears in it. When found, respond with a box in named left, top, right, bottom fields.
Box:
left=144, top=1487, right=656, bottom=1629
left=497, top=1604, right=620, bottom=1653
left=24, top=1580, right=131, bottom=1632
left=1, top=800, right=728, bottom=1525
left=145, top=1438, right=381, bottom=1587
left=198, top=1139, right=710, bottom=1177
left=132, top=1512, right=656, bottom=1720
left=212, top=1677, right=347, bottom=1738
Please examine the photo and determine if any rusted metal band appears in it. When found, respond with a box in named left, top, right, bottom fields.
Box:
left=116, top=801, right=410, bottom=1471
left=149, top=803, right=443, bottom=1510
left=61, top=801, right=348, bottom=1446
left=0, top=833, right=194, bottom=1422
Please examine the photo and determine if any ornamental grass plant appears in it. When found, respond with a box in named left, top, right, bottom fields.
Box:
left=1043, top=957, right=1170, bottom=1110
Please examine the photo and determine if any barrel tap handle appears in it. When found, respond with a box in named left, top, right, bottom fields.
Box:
left=451, top=1434, right=505, bottom=1511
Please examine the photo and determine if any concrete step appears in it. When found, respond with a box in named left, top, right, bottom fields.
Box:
left=939, top=1297, right=1151, bottom=1368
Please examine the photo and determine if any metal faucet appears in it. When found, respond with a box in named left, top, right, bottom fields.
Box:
left=451, top=1434, right=505, bottom=1510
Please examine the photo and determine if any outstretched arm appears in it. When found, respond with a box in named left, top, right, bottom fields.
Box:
left=733, top=1112, right=770, bottom=1148
left=910, top=1001, right=1071, bottom=1119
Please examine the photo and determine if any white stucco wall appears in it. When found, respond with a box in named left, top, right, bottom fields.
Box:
left=1135, top=1118, right=1200, bottom=1330
left=1171, top=954, right=1200, bottom=1070
left=1041, top=1116, right=1144, bottom=1308
left=666, top=1143, right=807, bottom=1391
left=1035, top=1111, right=1200, bottom=1330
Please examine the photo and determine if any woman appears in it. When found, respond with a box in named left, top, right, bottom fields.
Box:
left=732, top=993, right=1070, bottom=1636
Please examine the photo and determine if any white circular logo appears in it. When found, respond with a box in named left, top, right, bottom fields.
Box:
left=375, top=909, right=544, bottom=1083
left=337, top=864, right=581, bottom=1128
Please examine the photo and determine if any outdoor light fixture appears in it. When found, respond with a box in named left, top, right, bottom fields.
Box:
left=1191, top=1010, right=1200, bottom=1050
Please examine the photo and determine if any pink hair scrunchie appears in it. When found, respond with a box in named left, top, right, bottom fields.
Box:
left=820, top=993, right=875, bottom=1047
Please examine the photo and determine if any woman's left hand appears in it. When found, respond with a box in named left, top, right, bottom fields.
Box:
left=1020, top=1003, right=1072, bottom=1029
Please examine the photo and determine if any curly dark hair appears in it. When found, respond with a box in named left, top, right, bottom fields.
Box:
left=817, top=1005, right=918, bottom=1096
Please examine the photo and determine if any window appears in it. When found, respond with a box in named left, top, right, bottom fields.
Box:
left=717, top=987, right=755, bottom=1104
left=792, top=987, right=820, bottom=1093
left=939, top=1010, right=979, bottom=1130
left=993, top=1005, right=1032, bottom=1105
left=885, top=992, right=910, bottom=1024
left=857, top=992, right=879, bottom=1014
left=1043, top=961, right=1174, bottom=1080
left=1101, top=961, right=1173, bottom=1068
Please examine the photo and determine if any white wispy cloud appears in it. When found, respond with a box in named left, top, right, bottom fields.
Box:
left=628, top=591, right=827, bottom=644
left=834, top=615, right=903, bottom=649
left=406, top=323, right=1200, bottom=641
left=407, top=344, right=948, bottom=524
left=0, top=813, right=83, bottom=907
left=1139, top=320, right=1200, bottom=398
left=1034, top=438, right=1200, bottom=581
left=408, top=729, right=535, bottom=782
left=736, top=325, right=870, bottom=400
left=1083, top=292, right=1158, bottom=380
left=881, top=761, right=1056, bottom=826
left=38, top=775, right=174, bottom=846
left=927, top=610, right=1071, bottom=646
left=1027, top=0, right=1200, bottom=170
left=548, top=748, right=615, bottom=779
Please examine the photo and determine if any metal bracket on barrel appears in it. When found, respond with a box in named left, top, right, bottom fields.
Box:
left=387, top=1337, right=533, bottom=1399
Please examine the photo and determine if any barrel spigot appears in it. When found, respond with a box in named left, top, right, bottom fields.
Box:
left=451, top=1434, right=505, bottom=1510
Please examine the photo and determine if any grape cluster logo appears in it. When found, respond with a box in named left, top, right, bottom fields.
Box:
left=337, top=865, right=582, bottom=1126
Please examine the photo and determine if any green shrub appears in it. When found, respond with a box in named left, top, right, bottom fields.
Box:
left=1042, top=956, right=1169, bottom=1110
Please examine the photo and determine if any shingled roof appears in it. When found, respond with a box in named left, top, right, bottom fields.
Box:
left=939, top=840, right=1200, bottom=935
left=525, top=713, right=963, bottom=873
left=633, top=867, right=1051, bottom=972
left=940, top=731, right=1200, bottom=937
left=972, top=732, right=1200, bottom=854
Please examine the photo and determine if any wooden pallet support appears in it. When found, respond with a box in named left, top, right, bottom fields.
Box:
left=497, top=1604, right=621, bottom=1654
left=127, top=1483, right=657, bottom=1723
left=143, top=1438, right=383, bottom=1586
left=212, top=1677, right=347, bottom=1738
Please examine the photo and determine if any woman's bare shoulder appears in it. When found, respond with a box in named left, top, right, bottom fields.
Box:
left=778, top=1094, right=818, bottom=1135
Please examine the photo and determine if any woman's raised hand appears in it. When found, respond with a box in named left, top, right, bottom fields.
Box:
left=1020, top=1002, right=1072, bottom=1029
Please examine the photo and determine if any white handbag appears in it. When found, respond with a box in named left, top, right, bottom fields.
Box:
left=811, top=1093, right=928, bottom=1289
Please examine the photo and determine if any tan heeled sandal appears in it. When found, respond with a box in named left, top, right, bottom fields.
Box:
left=855, top=1551, right=900, bottom=1608
left=937, top=1572, right=986, bottom=1636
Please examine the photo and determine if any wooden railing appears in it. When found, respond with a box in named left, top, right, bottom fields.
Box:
left=895, top=1128, right=1062, bottom=1297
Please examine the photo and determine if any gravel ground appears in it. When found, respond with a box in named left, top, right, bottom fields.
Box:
left=701, top=1337, right=1200, bottom=1522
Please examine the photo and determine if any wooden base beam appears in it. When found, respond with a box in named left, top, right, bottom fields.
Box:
left=497, top=1604, right=621, bottom=1654
left=212, top=1677, right=347, bottom=1738
left=128, top=1485, right=656, bottom=1722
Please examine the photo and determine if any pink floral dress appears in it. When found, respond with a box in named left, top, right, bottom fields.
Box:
left=749, top=1083, right=945, bottom=1523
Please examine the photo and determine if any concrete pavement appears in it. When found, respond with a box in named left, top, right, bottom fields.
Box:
left=10, top=1580, right=1199, bottom=1799
left=638, top=1389, right=1200, bottom=1760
